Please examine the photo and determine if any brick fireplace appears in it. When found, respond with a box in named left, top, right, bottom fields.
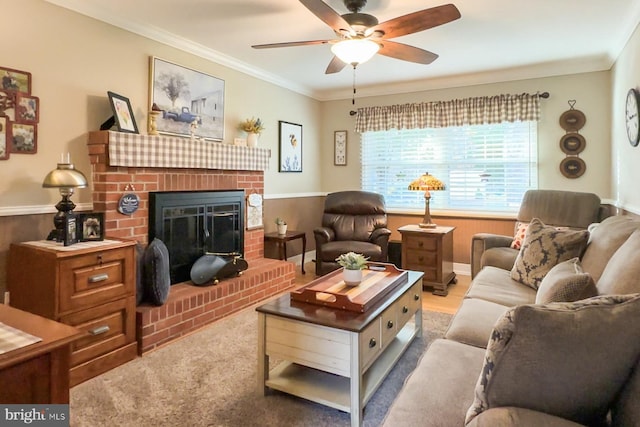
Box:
left=87, top=131, right=296, bottom=355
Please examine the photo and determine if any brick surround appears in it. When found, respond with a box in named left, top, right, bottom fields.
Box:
left=87, top=131, right=296, bottom=355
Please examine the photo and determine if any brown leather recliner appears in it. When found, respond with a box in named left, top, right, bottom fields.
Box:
left=314, top=191, right=391, bottom=276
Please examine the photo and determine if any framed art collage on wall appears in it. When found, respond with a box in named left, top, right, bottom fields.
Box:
left=0, top=65, right=39, bottom=159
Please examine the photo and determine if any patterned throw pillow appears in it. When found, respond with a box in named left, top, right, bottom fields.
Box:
left=510, top=221, right=528, bottom=250
left=510, top=218, right=589, bottom=290
left=535, top=257, right=597, bottom=304
left=465, top=294, right=640, bottom=426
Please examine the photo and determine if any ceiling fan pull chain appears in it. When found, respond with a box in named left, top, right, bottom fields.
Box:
left=352, top=65, right=357, bottom=105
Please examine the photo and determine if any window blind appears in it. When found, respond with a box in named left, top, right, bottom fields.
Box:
left=361, top=121, right=538, bottom=212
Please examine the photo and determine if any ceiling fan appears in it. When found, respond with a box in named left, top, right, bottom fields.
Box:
left=251, top=0, right=461, bottom=74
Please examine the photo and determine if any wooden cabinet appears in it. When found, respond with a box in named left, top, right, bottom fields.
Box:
left=399, top=225, right=456, bottom=296
left=7, top=239, right=137, bottom=386
left=0, top=304, right=82, bottom=403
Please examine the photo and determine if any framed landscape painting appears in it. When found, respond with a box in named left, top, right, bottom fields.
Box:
left=149, top=57, right=225, bottom=141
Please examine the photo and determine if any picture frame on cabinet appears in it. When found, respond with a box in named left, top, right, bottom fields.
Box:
left=77, top=212, right=105, bottom=241
left=107, top=91, right=138, bottom=134
left=278, top=120, right=302, bottom=172
left=0, top=115, right=10, bottom=160
left=11, top=122, right=37, bottom=154
left=149, top=56, right=225, bottom=141
left=64, top=213, right=78, bottom=246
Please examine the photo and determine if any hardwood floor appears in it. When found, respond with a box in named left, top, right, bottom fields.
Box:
left=293, top=262, right=468, bottom=315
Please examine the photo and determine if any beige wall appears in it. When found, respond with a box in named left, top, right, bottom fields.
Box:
left=320, top=72, right=613, bottom=201
left=612, top=21, right=640, bottom=214
left=0, top=0, right=322, bottom=214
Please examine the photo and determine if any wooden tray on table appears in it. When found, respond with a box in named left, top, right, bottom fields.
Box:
left=290, top=262, right=408, bottom=313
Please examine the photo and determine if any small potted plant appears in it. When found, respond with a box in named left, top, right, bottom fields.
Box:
left=336, top=252, right=369, bottom=286
left=275, top=217, right=287, bottom=235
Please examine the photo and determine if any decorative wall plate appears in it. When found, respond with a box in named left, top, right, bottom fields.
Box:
left=559, top=109, right=586, bottom=132
left=560, top=157, right=586, bottom=179
left=559, top=133, right=586, bottom=155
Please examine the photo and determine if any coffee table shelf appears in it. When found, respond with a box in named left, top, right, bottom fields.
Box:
left=264, top=324, right=418, bottom=412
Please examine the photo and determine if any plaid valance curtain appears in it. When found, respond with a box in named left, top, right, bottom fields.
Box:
left=354, top=93, right=541, bottom=133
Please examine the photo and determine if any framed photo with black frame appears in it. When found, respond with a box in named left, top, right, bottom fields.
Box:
left=64, top=213, right=78, bottom=246
left=105, top=91, right=138, bottom=133
left=77, top=212, right=105, bottom=241
left=278, top=120, right=302, bottom=172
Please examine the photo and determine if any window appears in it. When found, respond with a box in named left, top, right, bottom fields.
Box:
left=361, top=121, right=538, bottom=212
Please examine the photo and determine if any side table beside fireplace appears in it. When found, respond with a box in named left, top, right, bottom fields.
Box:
left=7, top=238, right=137, bottom=386
left=263, top=230, right=306, bottom=274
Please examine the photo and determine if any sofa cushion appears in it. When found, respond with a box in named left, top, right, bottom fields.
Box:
left=596, top=229, right=640, bottom=295
left=143, top=238, right=171, bottom=306
left=535, top=257, right=597, bottom=304
left=480, top=247, right=519, bottom=273
left=465, top=294, right=640, bottom=426
left=468, top=407, right=586, bottom=427
left=466, top=266, right=537, bottom=306
left=581, top=215, right=640, bottom=282
left=510, top=218, right=589, bottom=290
left=383, top=339, right=486, bottom=427
left=444, top=298, right=511, bottom=348
left=612, top=356, right=640, bottom=427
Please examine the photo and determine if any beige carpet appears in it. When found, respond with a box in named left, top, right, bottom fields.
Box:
left=70, top=305, right=452, bottom=427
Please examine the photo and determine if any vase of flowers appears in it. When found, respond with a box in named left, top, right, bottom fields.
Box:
left=336, top=252, right=369, bottom=286
left=240, top=117, right=264, bottom=148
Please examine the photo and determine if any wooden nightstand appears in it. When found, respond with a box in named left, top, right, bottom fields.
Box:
left=7, top=239, right=137, bottom=386
left=398, top=225, right=456, bottom=296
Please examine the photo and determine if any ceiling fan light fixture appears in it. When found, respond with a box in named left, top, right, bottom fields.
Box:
left=331, top=38, right=380, bottom=65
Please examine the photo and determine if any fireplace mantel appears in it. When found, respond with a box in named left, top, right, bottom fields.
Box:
left=88, top=130, right=270, bottom=171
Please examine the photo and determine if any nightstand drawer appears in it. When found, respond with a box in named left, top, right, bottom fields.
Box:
left=59, top=248, right=132, bottom=313
left=405, top=250, right=437, bottom=266
left=404, top=235, right=437, bottom=251
left=60, top=297, right=135, bottom=367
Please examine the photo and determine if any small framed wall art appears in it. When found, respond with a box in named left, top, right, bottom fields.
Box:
left=11, top=122, right=37, bottom=153
left=279, top=120, right=302, bottom=172
left=334, top=130, right=347, bottom=166
left=0, top=115, right=10, bottom=160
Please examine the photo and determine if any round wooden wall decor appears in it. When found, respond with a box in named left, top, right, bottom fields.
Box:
left=559, top=133, right=586, bottom=155
left=559, top=109, right=586, bottom=132
left=560, top=157, right=586, bottom=179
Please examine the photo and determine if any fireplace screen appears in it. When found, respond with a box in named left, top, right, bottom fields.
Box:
left=149, top=190, right=244, bottom=284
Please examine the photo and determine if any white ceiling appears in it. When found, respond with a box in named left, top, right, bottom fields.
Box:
left=46, top=0, right=640, bottom=100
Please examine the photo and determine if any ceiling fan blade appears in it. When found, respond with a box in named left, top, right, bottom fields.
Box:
left=325, top=56, right=348, bottom=74
left=372, top=4, right=461, bottom=39
left=378, top=40, right=439, bottom=64
left=252, top=40, right=332, bottom=49
left=299, top=0, right=352, bottom=33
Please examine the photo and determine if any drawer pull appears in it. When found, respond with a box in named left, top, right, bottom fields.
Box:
left=402, top=306, right=409, bottom=314
left=386, top=320, right=394, bottom=329
left=88, top=274, right=109, bottom=283
left=369, top=338, right=377, bottom=348
left=89, top=325, right=110, bottom=335
left=418, top=256, right=424, bottom=262
left=414, top=294, right=420, bottom=301
left=418, top=241, right=423, bottom=247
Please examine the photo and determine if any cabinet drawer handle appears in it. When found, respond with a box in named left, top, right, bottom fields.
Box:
left=418, top=256, right=424, bottom=262
left=402, top=306, right=409, bottom=314
left=89, top=325, right=110, bottom=335
left=386, top=320, right=394, bottom=329
left=418, top=241, right=423, bottom=247
left=88, top=274, right=109, bottom=283
left=414, top=294, right=420, bottom=301
left=369, top=338, right=377, bottom=348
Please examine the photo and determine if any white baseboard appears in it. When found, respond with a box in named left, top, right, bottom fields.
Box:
left=454, top=263, right=471, bottom=277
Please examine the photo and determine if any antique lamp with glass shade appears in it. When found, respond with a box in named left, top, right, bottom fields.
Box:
left=42, top=158, right=88, bottom=241
left=408, top=172, right=445, bottom=228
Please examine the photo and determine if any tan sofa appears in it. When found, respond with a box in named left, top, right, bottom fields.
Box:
left=383, top=214, right=640, bottom=427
